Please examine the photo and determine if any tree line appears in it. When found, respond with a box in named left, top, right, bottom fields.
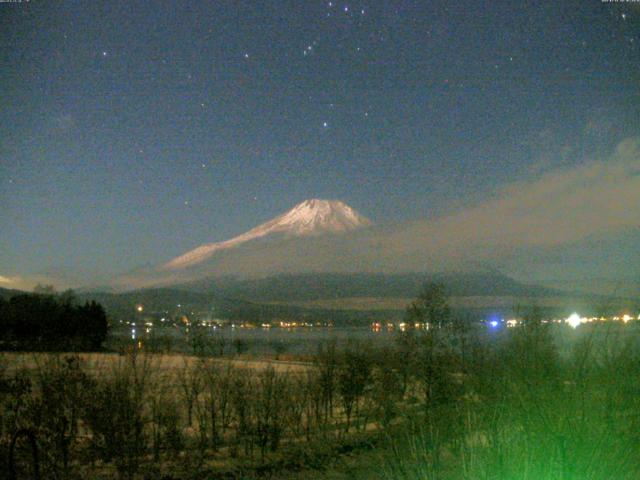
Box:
left=0, top=287, right=108, bottom=351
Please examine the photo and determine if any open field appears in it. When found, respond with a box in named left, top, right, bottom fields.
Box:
left=1, top=345, right=404, bottom=479
left=0, top=352, right=312, bottom=375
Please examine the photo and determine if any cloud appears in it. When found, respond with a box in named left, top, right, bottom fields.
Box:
left=385, top=137, right=640, bottom=268
left=0, top=272, right=80, bottom=292
left=0, top=275, right=26, bottom=289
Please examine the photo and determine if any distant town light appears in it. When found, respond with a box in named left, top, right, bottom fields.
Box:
left=489, top=320, right=499, bottom=328
left=136, top=305, right=144, bottom=312
left=566, top=313, right=582, bottom=329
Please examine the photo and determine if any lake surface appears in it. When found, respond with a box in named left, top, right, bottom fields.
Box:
left=107, top=321, right=640, bottom=357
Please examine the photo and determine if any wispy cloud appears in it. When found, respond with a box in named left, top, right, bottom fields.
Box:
left=385, top=136, right=640, bottom=266
left=0, top=275, right=24, bottom=289
left=0, top=273, right=77, bottom=292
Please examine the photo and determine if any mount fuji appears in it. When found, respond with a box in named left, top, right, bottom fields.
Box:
left=162, top=199, right=372, bottom=271
left=113, top=199, right=375, bottom=289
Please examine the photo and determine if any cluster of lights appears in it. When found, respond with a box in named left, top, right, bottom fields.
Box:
left=482, top=318, right=520, bottom=328
left=565, top=312, right=638, bottom=329
left=121, top=306, right=639, bottom=342
left=477, top=313, right=640, bottom=330
left=278, top=321, right=319, bottom=328
left=616, top=314, right=635, bottom=323
left=374, top=322, right=430, bottom=332
left=371, top=322, right=400, bottom=332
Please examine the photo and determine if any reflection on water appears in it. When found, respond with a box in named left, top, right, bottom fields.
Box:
left=109, top=326, right=398, bottom=355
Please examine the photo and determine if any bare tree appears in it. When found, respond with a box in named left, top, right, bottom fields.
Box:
left=230, top=371, right=254, bottom=457
left=406, top=282, right=451, bottom=329
left=315, top=339, right=338, bottom=422
left=337, top=344, right=372, bottom=433
left=200, top=360, right=235, bottom=450
left=177, top=359, right=204, bottom=427
left=253, top=366, right=288, bottom=458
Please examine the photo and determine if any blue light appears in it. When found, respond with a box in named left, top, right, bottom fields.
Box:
left=490, top=320, right=499, bottom=328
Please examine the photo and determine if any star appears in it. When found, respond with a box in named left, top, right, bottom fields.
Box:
left=621, top=13, right=627, bottom=20
left=323, top=121, right=328, bottom=128
left=244, top=52, right=250, bottom=58
left=102, top=51, right=108, bottom=57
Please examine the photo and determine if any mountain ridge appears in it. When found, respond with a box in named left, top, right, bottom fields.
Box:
left=176, top=271, right=562, bottom=302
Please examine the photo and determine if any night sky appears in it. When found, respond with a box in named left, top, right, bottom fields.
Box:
left=1, top=1, right=639, bottom=288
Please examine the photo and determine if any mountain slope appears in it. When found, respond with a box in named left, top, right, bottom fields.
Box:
left=0, top=286, right=27, bottom=300
left=179, top=272, right=562, bottom=302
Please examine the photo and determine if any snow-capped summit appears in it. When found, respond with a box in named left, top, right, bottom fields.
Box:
left=268, top=199, right=371, bottom=235
left=162, top=199, right=371, bottom=270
